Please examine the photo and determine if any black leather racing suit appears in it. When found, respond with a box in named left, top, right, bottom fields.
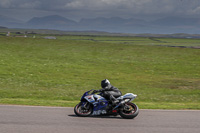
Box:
left=100, top=84, right=122, bottom=102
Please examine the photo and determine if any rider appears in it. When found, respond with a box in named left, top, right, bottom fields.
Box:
left=95, top=79, right=122, bottom=105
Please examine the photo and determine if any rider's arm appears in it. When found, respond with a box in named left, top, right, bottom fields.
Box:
left=93, top=89, right=103, bottom=93
left=98, top=88, right=104, bottom=92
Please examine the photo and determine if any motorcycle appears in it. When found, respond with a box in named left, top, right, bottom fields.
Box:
left=74, top=89, right=139, bottom=119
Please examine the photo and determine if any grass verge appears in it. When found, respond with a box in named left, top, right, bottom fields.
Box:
left=0, top=35, right=199, bottom=109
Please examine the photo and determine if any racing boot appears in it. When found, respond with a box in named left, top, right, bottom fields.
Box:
left=110, top=95, right=119, bottom=106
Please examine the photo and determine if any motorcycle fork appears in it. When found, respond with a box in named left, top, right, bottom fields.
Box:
left=84, top=102, right=91, bottom=110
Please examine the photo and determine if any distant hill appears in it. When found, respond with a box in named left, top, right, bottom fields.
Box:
left=27, top=15, right=77, bottom=29
left=78, top=17, right=148, bottom=32
left=0, top=26, right=7, bottom=29
left=152, top=16, right=200, bottom=27
left=1, top=14, right=200, bottom=34
left=77, top=16, right=200, bottom=33
left=0, top=15, right=21, bottom=23
left=0, top=15, right=23, bottom=28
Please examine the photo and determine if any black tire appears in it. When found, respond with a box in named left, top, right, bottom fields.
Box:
left=74, top=102, right=93, bottom=117
left=119, top=102, right=139, bottom=119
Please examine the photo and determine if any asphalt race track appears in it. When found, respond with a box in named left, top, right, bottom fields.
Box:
left=0, top=105, right=200, bottom=133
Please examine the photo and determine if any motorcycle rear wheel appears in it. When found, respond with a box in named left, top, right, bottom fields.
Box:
left=119, top=102, right=139, bottom=119
left=74, top=102, right=93, bottom=117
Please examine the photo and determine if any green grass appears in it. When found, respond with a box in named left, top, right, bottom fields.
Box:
left=0, top=36, right=200, bottom=109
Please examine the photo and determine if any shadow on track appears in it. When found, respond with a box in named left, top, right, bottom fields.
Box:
left=68, top=114, right=123, bottom=119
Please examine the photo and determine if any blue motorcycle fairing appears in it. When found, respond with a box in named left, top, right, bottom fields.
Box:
left=92, top=94, right=108, bottom=111
left=80, top=89, right=94, bottom=101
left=81, top=92, right=109, bottom=115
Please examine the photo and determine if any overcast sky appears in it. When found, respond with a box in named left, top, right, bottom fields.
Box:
left=0, top=0, right=200, bottom=22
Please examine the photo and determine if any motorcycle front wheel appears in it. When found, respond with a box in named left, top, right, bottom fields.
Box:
left=119, top=102, right=139, bottom=119
left=74, top=102, right=93, bottom=117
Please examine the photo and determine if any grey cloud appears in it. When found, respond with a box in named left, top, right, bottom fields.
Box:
left=0, top=0, right=13, bottom=8
left=0, top=0, right=41, bottom=9
left=19, top=1, right=41, bottom=9
left=1, top=0, right=200, bottom=21
left=57, top=0, right=200, bottom=18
